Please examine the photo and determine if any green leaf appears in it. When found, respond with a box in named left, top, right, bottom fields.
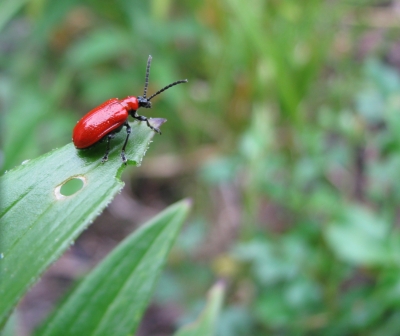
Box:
left=0, top=119, right=165, bottom=327
left=174, top=281, right=225, bottom=336
left=0, top=312, right=16, bottom=336
left=36, top=199, right=191, bottom=336
left=324, top=206, right=389, bottom=266
left=0, top=0, right=29, bottom=33
left=65, top=28, right=133, bottom=69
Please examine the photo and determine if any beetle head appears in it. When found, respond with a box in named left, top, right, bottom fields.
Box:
left=137, top=96, right=152, bottom=109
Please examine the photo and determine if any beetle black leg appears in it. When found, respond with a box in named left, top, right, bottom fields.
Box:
left=120, top=122, right=131, bottom=164
left=134, top=115, right=161, bottom=134
left=101, top=133, right=115, bottom=163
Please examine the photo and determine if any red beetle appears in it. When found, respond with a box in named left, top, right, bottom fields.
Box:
left=72, top=55, right=187, bottom=163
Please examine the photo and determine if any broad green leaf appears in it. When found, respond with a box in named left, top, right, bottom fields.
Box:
left=174, top=281, right=225, bottom=336
left=0, top=119, right=165, bottom=327
left=36, top=199, right=191, bottom=336
left=325, top=206, right=389, bottom=266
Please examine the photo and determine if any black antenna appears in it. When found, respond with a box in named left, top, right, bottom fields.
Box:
left=143, top=55, right=152, bottom=98
left=148, top=79, right=188, bottom=101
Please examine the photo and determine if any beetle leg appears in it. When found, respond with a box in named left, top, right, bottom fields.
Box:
left=134, top=115, right=161, bottom=134
left=101, top=133, right=115, bottom=163
left=120, top=122, right=132, bottom=164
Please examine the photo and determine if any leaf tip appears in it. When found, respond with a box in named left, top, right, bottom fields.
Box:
left=215, top=278, right=226, bottom=290
left=183, top=197, right=193, bottom=208
left=149, top=118, right=167, bottom=129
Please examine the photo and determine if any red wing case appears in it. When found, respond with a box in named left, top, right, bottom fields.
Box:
left=72, top=99, right=128, bottom=148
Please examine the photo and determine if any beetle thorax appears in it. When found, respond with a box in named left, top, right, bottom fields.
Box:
left=120, top=96, right=139, bottom=112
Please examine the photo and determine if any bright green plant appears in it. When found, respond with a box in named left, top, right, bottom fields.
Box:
left=0, top=121, right=224, bottom=335
left=199, top=59, right=400, bottom=335
left=2, top=0, right=400, bottom=335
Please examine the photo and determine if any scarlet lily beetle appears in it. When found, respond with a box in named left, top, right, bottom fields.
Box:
left=72, top=55, right=187, bottom=164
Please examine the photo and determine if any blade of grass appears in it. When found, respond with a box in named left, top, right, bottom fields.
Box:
left=0, top=119, right=165, bottom=328
left=0, top=0, right=29, bottom=33
left=35, top=199, right=191, bottom=336
left=174, top=281, right=225, bottom=336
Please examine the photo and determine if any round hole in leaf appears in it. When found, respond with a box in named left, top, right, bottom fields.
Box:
left=55, top=176, right=86, bottom=199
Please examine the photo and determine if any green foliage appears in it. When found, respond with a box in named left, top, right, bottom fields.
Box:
left=2, top=0, right=400, bottom=335
left=0, top=313, right=16, bottom=336
left=0, top=120, right=163, bottom=326
left=174, top=282, right=225, bottom=336
left=36, top=200, right=191, bottom=336
left=200, top=58, right=400, bottom=334
left=325, top=206, right=396, bottom=266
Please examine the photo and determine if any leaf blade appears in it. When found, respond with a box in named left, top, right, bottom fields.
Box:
left=36, top=199, right=191, bottom=336
left=174, top=281, right=225, bottom=336
left=0, top=120, right=165, bottom=327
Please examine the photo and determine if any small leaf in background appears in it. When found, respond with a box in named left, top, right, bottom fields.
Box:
left=215, top=306, right=253, bottom=336
left=64, top=28, right=133, bottom=69
left=355, top=89, right=384, bottom=124
left=0, top=119, right=165, bottom=327
left=35, top=199, right=191, bottom=336
left=364, top=58, right=400, bottom=97
left=324, top=206, right=389, bottom=266
left=174, top=281, right=225, bottom=336
left=199, top=157, right=241, bottom=184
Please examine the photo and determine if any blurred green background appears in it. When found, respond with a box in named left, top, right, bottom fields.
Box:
left=2, top=0, right=400, bottom=335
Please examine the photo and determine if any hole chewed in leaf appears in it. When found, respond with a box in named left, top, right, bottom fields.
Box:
left=54, top=176, right=86, bottom=200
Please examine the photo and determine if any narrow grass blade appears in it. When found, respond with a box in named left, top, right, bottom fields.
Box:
left=174, top=281, right=225, bottom=336
left=36, top=199, right=191, bottom=336
left=0, top=119, right=165, bottom=327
